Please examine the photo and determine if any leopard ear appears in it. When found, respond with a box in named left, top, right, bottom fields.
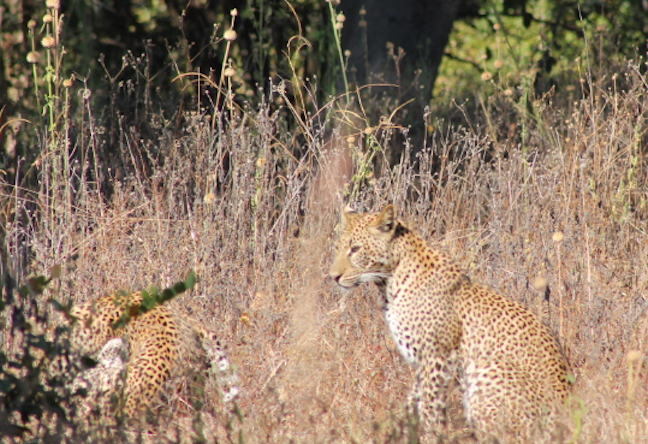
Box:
left=341, top=205, right=357, bottom=227
left=369, top=205, right=397, bottom=238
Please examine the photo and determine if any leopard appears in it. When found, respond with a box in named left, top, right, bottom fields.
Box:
left=68, top=291, right=239, bottom=418
left=71, top=337, right=128, bottom=417
left=329, top=205, right=571, bottom=443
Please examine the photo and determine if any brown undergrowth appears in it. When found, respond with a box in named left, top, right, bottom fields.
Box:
left=2, top=59, right=648, bottom=443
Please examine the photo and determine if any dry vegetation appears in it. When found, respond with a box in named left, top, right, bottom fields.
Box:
left=2, top=48, right=648, bottom=443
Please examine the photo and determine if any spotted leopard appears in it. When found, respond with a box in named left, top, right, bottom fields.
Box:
left=329, top=205, right=570, bottom=442
left=68, top=291, right=239, bottom=417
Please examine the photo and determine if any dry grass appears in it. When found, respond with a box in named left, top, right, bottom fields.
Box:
left=2, top=59, right=647, bottom=443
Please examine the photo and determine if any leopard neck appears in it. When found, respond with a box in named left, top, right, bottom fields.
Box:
left=388, top=225, right=467, bottom=295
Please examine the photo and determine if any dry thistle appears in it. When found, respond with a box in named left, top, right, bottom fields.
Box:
left=531, top=276, right=548, bottom=292
left=41, top=36, right=56, bottom=48
left=203, top=192, right=216, bottom=205
left=26, top=51, right=40, bottom=64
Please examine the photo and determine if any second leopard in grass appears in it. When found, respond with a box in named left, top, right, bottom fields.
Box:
left=69, top=290, right=239, bottom=417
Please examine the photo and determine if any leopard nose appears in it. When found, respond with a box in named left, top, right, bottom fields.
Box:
left=329, top=271, right=342, bottom=284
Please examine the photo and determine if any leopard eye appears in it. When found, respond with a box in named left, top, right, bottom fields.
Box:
left=349, top=245, right=361, bottom=255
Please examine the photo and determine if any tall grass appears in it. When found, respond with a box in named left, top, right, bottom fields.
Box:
left=1, top=23, right=647, bottom=444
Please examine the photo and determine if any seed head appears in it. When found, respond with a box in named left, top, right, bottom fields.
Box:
left=41, top=36, right=56, bottom=48
left=223, top=67, right=236, bottom=77
left=204, top=192, right=216, bottom=205
left=26, top=51, right=40, bottom=64
left=46, top=0, right=60, bottom=9
left=230, top=8, right=238, bottom=17
left=224, top=29, right=237, bottom=41
left=531, top=276, right=548, bottom=292
left=481, top=71, right=493, bottom=81
left=27, top=19, right=37, bottom=30
left=43, top=13, right=53, bottom=23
